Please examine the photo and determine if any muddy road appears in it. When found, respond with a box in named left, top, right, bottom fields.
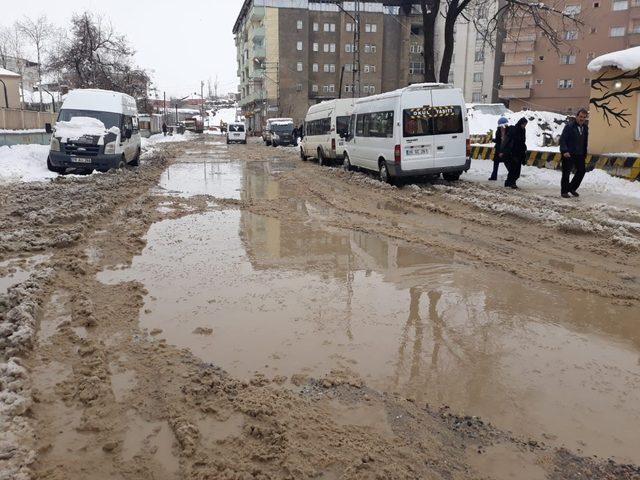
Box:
left=1, top=136, right=639, bottom=480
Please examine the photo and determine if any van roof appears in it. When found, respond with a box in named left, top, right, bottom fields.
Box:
left=355, top=83, right=457, bottom=105
left=266, top=117, right=293, bottom=123
left=307, top=98, right=354, bottom=115
left=61, top=89, right=137, bottom=115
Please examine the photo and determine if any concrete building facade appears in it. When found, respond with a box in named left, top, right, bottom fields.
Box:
left=499, top=0, right=640, bottom=114
left=233, top=0, right=500, bottom=132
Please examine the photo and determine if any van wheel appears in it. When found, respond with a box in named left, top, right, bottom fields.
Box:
left=300, top=148, right=307, bottom=161
left=46, top=156, right=65, bottom=174
left=379, top=160, right=392, bottom=184
left=343, top=154, right=352, bottom=172
left=130, top=149, right=141, bottom=167
left=115, top=155, right=126, bottom=170
left=443, top=171, right=462, bottom=181
left=317, top=148, right=326, bottom=167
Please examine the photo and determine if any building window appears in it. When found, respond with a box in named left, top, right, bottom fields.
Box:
left=324, top=64, right=329, bottom=73
left=365, top=23, right=377, bottom=33
left=590, top=27, right=597, bottom=34
left=612, top=0, right=629, bottom=9
left=558, top=79, right=573, bottom=89
left=610, top=26, right=626, bottom=37
left=323, top=85, right=329, bottom=93
left=313, top=42, right=319, bottom=52
left=370, top=85, right=375, bottom=94
left=346, top=23, right=353, bottom=32
left=409, top=62, right=425, bottom=75
left=345, top=85, right=352, bottom=93
left=330, top=64, right=336, bottom=73
left=475, top=50, right=485, bottom=62
left=324, top=23, right=336, bottom=32
left=593, top=1, right=599, bottom=6
left=329, top=84, right=335, bottom=92
left=535, top=79, right=544, bottom=85
left=371, top=45, right=377, bottom=53
left=297, top=41, right=303, bottom=51
left=410, top=44, right=424, bottom=54
left=312, top=84, right=318, bottom=92
left=324, top=43, right=329, bottom=53
left=473, top=72, right=483, bottom=82
left=472, top=92, right=483, bottom=102
left=313, top=63, right=319, bottom=72
left=363, top=85, right=370, bottom=94
left=330, top=43, right=336, bottom=53
left=297, top=62, right=303, bottom=72
left=563, top=30, right=578, bottom=40
left=345, top=44, right=352, bottom=53
left=331, top=23, right=336, bottom=32
left=296, top=83, right=303, bottom=92
left=297, top=20, right=303, bottom=30
left=560, top=54, right=576, bottom=64
left=364, top=44, right=371, bottom=53
left=539, top=55, right=545, bottom=61
left=313, top=22, right=319, bottom=32
left=633, top=21, right=640, bottom=33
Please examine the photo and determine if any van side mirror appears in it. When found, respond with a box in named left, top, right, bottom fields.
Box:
left=45, top=123, right=52, bottom=134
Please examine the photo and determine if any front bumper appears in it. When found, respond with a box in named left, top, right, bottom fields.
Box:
left=388, top=157, right=471, bottom=177
left=49, top=151, right=122, bottom=170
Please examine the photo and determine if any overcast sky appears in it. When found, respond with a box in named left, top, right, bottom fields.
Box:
left=1, top=0, right=244, bottom=97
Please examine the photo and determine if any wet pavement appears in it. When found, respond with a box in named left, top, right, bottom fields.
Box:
left=98, top=150, right=640, bottom=464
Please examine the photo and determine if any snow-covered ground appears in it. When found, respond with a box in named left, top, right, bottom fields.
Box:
left=468, top=109, right=566, bottom=152
left=466, top=158, right=640, bottom=201
left=0, top=144, right=56, bottom=183
left=205, top=107, right=238, bottom=129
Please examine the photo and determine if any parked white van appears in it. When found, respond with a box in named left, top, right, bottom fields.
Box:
left=46, top=89, right=141, bottom=173
left=343, top=83, right=471, bottom=183
left=300, top=98, right=354, bottom=165
left=227, top=122, right=247, bottom=144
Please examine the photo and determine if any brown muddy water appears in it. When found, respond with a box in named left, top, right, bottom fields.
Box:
left=98, top=155, right=640, bottom=465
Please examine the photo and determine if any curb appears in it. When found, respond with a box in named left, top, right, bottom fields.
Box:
left=470, top=145, right=640, bottom=182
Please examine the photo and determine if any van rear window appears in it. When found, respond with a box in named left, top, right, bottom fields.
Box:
left=230, top=124, right=245, bottom=132
left=403, top=105, right=463, bottom=137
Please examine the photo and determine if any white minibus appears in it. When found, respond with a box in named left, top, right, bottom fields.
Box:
left=343, top=83, right=471, bottom=183
left=300, top=98, right=354, bottom=165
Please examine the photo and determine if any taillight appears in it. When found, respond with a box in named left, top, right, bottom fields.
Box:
left=466, top=138, right=471, bottom=157
left=331, top=138, right=336, bottom=151
left=394, top=144, right=401, bottom=164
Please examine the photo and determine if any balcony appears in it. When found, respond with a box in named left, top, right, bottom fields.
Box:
left=250, top=68, right=266, bottom=81
left=250, top=6, right=265, bottom=23
left=252, top=45, right=266, bottom=59
left=251, top=26, right=265, bottom=42
left=499, top=87, right=531, bottom=99
left=500, top=64, right=534, bottom=77
left=502, top=40, right=535, bottom=53
left=238, top=89, right=265, bottom=108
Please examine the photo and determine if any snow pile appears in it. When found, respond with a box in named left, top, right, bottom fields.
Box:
left=141, top=131, right=192, bottom=149
left=206, top=107, right=237, bottom=128
left=468, top=109, right=567, bottom=150
left=0, top=145, right=56, bottom=183
left=588, top=46, right=640, bottom=72
left=466, top=159, right=640, bottom=201
left=0, top=268, right=55, bottom=480
left=54, top=117, right=118, bottom=143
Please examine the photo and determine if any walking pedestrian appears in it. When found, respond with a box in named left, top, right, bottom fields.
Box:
left=162, top=122, right=168, bottom=136
left=502, top=117, right=528, bottom=189
left=489, top=117, right=509, bottom=181
left=559, top=108, right=589, bottom=198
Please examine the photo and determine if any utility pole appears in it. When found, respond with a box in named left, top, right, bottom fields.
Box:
left=354, top=0, right=361, bottom=98
left=200, top=80, right=205, bottom=116
left=163, top=91, right=166, bottom=122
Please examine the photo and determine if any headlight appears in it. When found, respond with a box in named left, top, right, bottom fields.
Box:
left=50, top=137, right=60, bottom=152
left=104, top=141, right=116, bottom=154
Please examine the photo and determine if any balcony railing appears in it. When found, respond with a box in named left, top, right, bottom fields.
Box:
left=500, top=64, right=534, bottom=76
left=253, top=45, right=266, bottom=59
left=238, top=90, right=265, bottom=107
left=251, top=26, right=265, bottom=41
left=498, top=87, right=531, bottom=99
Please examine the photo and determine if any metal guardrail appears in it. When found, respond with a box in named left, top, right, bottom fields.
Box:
left=0, top=131, right=50, bottom=147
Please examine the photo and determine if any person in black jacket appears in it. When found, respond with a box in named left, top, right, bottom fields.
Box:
left=489, top=117, right=509, bottom=181
left=559, top=108, right=589, bottom=198
left=502, top=117, right=528, bottom=189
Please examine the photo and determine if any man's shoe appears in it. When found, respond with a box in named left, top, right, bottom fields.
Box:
left=510, top=184, right=519, bottom=189
left=570, top=191, right=579, bottom=197
left=488, top=176, right=497, bottom=181
left=561, top=193, right=570, bottom=198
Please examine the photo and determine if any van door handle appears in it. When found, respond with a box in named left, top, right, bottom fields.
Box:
left=437, top=146, right=444, bottom=150
left=452, top=135, right=458, bottom=139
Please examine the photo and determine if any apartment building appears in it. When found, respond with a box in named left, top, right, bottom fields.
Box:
left=499, top=0, right=640, bottom=113
left=233, top=0, right=500, bottom=131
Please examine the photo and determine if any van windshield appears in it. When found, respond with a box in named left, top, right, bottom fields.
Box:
left=58, top=109, right=122, bottom=130
left=403, top=105, right=463, bottom=137
left=271, top=123, right=294, bottom=134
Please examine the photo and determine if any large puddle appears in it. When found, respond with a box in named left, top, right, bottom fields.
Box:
left=99, top=157, right=640, bottom=464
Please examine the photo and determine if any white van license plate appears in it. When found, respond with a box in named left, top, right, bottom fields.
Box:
left=71, top=157, right=92, bottom=164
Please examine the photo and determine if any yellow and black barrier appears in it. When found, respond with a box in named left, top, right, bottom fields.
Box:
left=470, top=133, right=494, bottom=144
left=470, top=145, right=640, bottom=182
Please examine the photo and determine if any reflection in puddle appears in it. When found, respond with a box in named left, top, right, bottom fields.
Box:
left=38, top=290, right=72, bottom=342
left=111, top=369, right=137, bottom=402
left=122, top=411, right=179, bottom=476
left=97, top=208, right=640, bottom=462
left=158, top=159, right=284, bottom=200
left=0, top=254, right=50, bottom=294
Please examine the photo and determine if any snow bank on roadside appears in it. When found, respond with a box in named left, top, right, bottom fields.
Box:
left=141, top=132, right=192, bottom=148
left=0, top=145, right=56, bottom=184
left=467, top=158, right=640, bottom=200
left=469, top=109, right=567, bottom=149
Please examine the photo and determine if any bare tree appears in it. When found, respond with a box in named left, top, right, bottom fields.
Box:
left=590, top=68, right=640, bottom=127
left=0, top=26, right=11, bottom=69
left=48, top=11, right=149, bottom=98
left=16, top=15, right=55, bottom=111
left=416, top=0, right=583, bottom=84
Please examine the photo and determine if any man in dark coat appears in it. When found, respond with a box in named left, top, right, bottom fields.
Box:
left=489, top=117, right=509, bottom=181
left=559, top=108, right=589, bottom=198
left=501, top=117, right=528, bottom=189
left=162, top=122, right=168, bottom=136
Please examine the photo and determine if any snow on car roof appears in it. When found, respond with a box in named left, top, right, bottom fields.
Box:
left=588, top=46, right=640, bottom=73
left=0, top=67, right=20, bottom=77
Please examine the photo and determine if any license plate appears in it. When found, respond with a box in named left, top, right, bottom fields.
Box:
left=71, top=157, right=92, bottom=164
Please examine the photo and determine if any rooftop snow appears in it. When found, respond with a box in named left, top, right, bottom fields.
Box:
left=587, top=46, right=640, bottom=73
left=0, top=67, right=20, bottom=77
